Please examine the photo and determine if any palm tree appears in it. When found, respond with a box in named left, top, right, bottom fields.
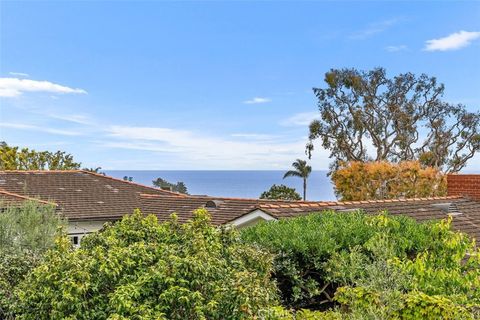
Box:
left=283, top=159, right=312, bottom=200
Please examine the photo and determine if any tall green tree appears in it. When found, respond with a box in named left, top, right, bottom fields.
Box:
left=283, top=159, right=311, bottom=200
left=0, top=142, right=81, bottom=170
left=307, top=68, right=480, bottom=173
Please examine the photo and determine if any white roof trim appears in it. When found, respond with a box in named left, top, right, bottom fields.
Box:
left=230, top=209, right=276, bottom=227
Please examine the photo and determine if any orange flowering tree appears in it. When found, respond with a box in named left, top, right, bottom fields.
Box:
left=331, top=161, right=446, bottom=201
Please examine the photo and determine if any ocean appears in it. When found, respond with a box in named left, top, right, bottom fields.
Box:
left=105, top=170, right=336, bottom=201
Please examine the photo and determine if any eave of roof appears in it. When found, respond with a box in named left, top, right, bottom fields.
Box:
left=0, top=189, right=57, bottom=206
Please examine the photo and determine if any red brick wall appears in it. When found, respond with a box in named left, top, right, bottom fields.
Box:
left=447, top=174, right=480, bottom=200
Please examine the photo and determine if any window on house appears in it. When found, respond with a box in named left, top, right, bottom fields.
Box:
left=71, top=235, right=79, bottom=246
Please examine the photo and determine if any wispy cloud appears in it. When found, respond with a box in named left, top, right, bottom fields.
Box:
left=9, top=72, right=29, bottom=77
left=350, top=18, right=402, bottom=40
left=47, top=113, right=93, bottom=125
left=280, top=111, right=320, bottom=127
left=243, top=97, right=271, bottom=104
left=0, top=77, right=87, bottom=97
left=231, top=133, right=279, bottom=140
left=385, top=45, right=408, bottom=52
left=102, top=125, right=314, bottom=169
left=424, top=30, right=480, bottom=51
left=0, top=122, right=83, bottom=136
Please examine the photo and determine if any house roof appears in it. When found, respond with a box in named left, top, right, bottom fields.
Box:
left=0, top=170, right=183, bottom=219
left=0, top=189, right=56, bottom=207
left=138, top=193, right=480, bottom=240
left=1, top=170, right=479, bottom=240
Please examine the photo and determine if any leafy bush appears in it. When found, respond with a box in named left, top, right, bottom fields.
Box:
left=331, top=161, right=446, bottom=201
left=14, top=209, right=278, bottom=319
left=241, top=211, right=480, bottom=317
left=0, top=201, right=64, bottom=319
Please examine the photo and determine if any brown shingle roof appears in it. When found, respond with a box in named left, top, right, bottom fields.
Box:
left=0, top=170, right=183, bottom=220
left=0, top=189, right=56, bottom=207
left=1, top=171, right=479, bottom=241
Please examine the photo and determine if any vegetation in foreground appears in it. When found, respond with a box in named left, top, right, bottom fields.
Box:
left=242, top=211, right=480, bottom=318
left=13, top=209, right=277, bottom=319
left=2, top=203, right=480, bottom=319
left=0, top=201, right=65, bottom=319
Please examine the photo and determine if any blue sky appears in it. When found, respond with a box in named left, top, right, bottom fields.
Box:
left=1, top=1, right=479, bottom=170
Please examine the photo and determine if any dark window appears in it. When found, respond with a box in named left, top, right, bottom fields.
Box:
left=71, top=236, right=79, bottom=245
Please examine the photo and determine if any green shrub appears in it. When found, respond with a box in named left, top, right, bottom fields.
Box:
left=241, top=211, right=480, bottom=317
left=14, top=209, right=278, bottom=319
left=0, top=201, right=64, bottom=319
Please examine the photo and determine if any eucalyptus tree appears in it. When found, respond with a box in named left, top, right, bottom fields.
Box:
left=307, top=68, right=480, bottom=173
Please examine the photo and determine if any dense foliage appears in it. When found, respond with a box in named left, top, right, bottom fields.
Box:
left=14, top=209, right=278, bottom=319
left=332, top=160, right=446, bottom=200
left=0, top=141, right=81, bottom=170
left=242, top=211, right=480, bottom=318
left=0, top=202, right=65, bottom=319
left=152, top=177, right=189, bottom=194
left=260, top=184, right=302, bottom=201
left=307, top=68, right=480, bottom=173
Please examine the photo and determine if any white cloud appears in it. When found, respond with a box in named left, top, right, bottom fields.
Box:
left=280, top=112, right=320, bottom=127
left=385, top=45, right=407, bottom=52
left=243, top=97, right=271, bottom=104
left=47, top=113, right=93, bottom=125
left=9, top=72, right=29, bottom=77
left=0, top=122, right=83, bottom=136
left=0, top=77, right=87, bottom=97
left=102, top=125, right=322, bottom=169
left=350, top=18, right=402, bottom=40
left=231, top=133, right=279, bottom=140
left=424, top=30, right=480, bottom=51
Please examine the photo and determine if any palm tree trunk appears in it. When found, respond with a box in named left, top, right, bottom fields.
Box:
left=303, top=178, right=307, bottom=201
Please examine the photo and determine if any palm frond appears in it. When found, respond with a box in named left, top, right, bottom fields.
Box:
left=283, top=170, right=302, bottom=179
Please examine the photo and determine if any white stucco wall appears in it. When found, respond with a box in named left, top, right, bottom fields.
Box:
left=67, top=220, right=110, bottom=246
left=230, top=209, right=276, bottom=228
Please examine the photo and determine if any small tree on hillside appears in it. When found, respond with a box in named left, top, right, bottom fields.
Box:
left=260, top=184, right=302, bottom=201
left=307, top=68, right=480, bottom=173
left=152, top=177, right=188, bottom=194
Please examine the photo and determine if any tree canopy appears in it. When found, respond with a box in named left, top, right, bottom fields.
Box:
left=307, top=68, right=480, bottom=173
left=331, top=160, right=446, bottom=201
left=260, top=184, right=302, bottom=201
left=242, top=211, right=480, bottom=318
left=152, top=177, right=189, bottom=194
left=14, top=209, right=277, bottom=319
left=0, top=142, right=81, bottom=170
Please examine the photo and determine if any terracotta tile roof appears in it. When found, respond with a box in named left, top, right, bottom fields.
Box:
left=1, top=170, right=479, bottom=241
left=0, top=170, right=183, bottom=220
left=0, top=189, right=56, bottom=206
